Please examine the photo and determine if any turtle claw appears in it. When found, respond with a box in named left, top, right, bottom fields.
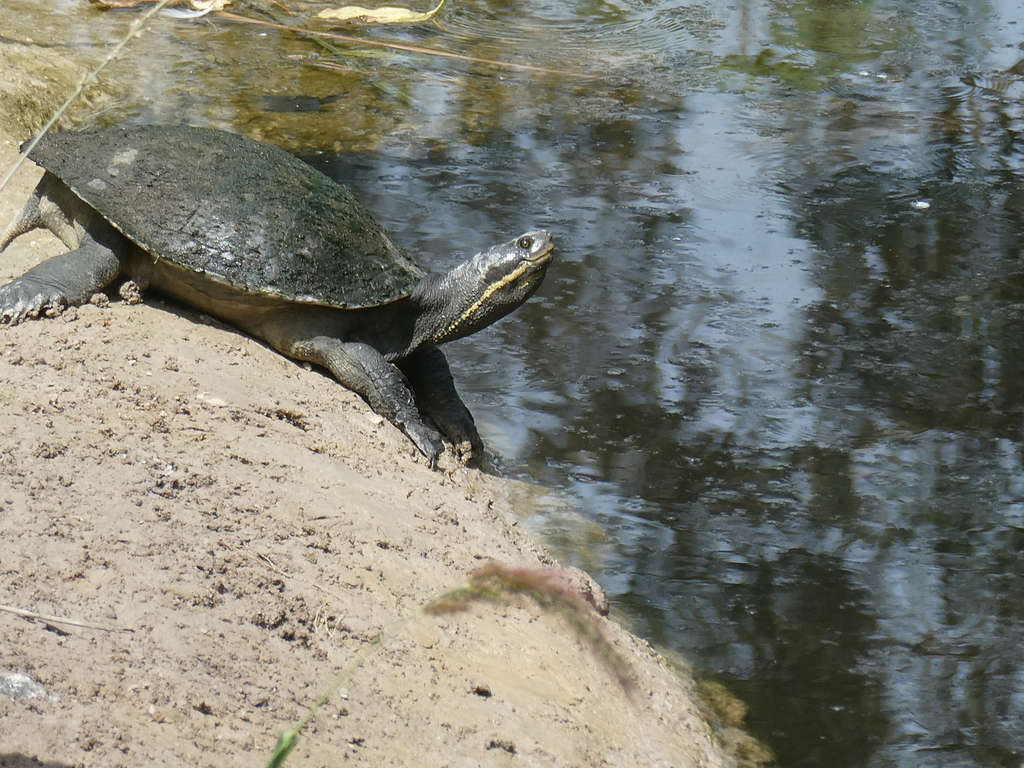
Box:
left=405, top=422, right=445, bottom=469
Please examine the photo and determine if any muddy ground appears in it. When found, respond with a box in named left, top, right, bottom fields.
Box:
left=0, top=56, right=747, bottom=767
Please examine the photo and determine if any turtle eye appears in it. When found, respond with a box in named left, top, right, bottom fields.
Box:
left=517, top=236, right=534, bottom=250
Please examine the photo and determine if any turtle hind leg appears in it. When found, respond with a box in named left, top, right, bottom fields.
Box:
left=1, top=173, right=128, bottom=324
left=0, top=192, right=44, bottom=252
left=0, top=172, right=86, bottom=252
left=0, top=183, right=45, bottom=252
left=0, top=234, right=125, bottom=325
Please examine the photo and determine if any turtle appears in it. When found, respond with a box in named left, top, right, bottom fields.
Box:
left=0, top=125, right=554, bottom=467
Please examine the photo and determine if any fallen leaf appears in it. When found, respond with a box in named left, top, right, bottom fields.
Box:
left=316, top=0, right=444, bottom=24
left=161, top=0, right=229, bottom=18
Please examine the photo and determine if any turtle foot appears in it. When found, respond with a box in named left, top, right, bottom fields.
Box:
left=0, top=246, right=122, bottom=326
left=449, top=438, right=482, bottom=468
left=0, top=280, right=67, bottom=325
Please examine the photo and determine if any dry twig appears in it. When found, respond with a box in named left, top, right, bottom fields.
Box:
left=213, top=11, right=589, bottom=78
left=0, top=603, right=133, bottom=633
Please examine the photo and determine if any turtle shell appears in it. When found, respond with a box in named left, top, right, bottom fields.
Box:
left=30, top=125, right=425, bottom=307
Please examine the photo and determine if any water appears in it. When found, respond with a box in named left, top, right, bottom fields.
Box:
left=8, top=0, right=1024, bottom=764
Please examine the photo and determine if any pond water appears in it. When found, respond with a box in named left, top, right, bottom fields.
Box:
left=9, top=0, right=1024, bottom=765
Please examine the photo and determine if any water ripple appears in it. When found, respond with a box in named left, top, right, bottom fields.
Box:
left=433, top=1, right=721, bottom=70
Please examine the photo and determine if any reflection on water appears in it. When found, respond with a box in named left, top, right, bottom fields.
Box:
left=10, top=0, right=1024, bottom=765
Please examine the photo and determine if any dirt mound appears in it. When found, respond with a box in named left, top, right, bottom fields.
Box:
left=0, top=133, right=729, bottom=767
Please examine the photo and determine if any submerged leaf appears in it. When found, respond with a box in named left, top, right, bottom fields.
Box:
left=89, top=0, right=229, bottom=10
left=316, top=0, right=444, bottom=24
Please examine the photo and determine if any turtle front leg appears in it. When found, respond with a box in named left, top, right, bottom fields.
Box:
left=398, top=346, right=484, bottom=465
left=292, top=336, right=446, bottom=466
left=0, top=239, right=123, bottom=325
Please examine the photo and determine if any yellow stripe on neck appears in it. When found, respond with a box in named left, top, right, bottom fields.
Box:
left=441, top=259, right=534, bottom=338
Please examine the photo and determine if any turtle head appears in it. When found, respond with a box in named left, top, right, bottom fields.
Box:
left=418, top=230, right=554, bottom=343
